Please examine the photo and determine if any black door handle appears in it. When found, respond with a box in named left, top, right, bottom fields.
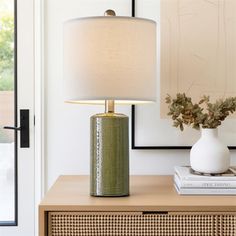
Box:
left=4, top=109, right=30, bottom=148
left=4, top=126, right=21, bottom=131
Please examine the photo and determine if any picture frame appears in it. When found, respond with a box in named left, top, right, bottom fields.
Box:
left=131, top=0, right=236, bottom=150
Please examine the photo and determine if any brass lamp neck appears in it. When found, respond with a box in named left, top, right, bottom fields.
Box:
left=105, top=100, right=115, bottom=113
left=103, top=10, right=116, bottom=113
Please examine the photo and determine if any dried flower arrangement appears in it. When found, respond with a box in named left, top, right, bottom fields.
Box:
left=165, top=93, right=236, bottom=131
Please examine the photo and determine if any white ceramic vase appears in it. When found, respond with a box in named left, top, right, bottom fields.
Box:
left=190, top=128, right=230, bottom=174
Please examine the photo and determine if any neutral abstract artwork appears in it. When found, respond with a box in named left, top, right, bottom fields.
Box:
left=132, top=0, right=236, bottom=148
left=161, top=0, right=236, bottom=117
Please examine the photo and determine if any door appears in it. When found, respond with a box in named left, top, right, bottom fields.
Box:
left=0, top=0, right=35, bottom=235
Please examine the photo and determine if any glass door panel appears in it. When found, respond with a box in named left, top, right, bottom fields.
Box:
left=0, top=0, right=15, bottom=224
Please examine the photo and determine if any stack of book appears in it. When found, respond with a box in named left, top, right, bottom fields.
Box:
left=174, top=166, right=236, bottom=195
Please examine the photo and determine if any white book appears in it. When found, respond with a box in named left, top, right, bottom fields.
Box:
left=174, top=174, right=236, bottom=189
left=174, top=183, right=236, bottom=195
left=175, top=166, right=236, bottom=181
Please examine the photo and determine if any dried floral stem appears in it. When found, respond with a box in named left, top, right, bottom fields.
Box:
left=166, top=93, right=236, bottom=131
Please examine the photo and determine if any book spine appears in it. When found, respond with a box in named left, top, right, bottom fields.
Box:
left=181, top=176, right=236, bottom=181
left=175, top=171, right=236, bottom=182
left=175, top=184, right=236, bottom=195
left=174, top=175, right=236, bottom=188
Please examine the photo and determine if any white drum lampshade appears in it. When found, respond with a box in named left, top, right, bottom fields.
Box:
left=64, top=16, right=156, bottom=104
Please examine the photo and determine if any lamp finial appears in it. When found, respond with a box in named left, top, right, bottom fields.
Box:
left=104, top=9, right=116, bottom=16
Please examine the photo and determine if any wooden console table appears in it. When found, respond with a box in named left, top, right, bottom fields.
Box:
left=39, top=176, right=236, bottom=236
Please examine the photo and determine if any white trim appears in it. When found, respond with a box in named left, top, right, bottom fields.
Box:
left=34, top=0, right=45, bottom=235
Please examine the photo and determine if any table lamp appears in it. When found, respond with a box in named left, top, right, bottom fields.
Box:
left=64, top=10, right=156, bottom=197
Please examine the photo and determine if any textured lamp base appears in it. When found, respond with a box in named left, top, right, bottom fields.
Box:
left=90, top=113, right=129, bottom=197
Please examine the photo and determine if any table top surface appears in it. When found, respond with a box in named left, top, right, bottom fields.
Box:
left=39, top=175, right=236, bottom=212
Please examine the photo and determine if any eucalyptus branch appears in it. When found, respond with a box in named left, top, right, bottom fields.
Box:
left=166, top=93, right=236, bottom=131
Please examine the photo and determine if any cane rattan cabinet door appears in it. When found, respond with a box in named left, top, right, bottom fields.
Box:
left=48, top=212, right=236, bottom=236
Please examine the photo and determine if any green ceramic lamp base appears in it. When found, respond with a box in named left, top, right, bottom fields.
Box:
left=90, top=112, right=129, bottom=197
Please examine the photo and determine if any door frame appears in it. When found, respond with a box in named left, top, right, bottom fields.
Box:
left=0, top=0, right=19, bottom=227
left=34, top=0, right=45, bottom=235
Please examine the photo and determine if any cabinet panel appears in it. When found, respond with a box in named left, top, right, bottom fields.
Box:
left=48, top=212, right=236, bottom=236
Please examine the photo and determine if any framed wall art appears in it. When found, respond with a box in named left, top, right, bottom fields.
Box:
left=131, top=0, right=236, bottom=149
